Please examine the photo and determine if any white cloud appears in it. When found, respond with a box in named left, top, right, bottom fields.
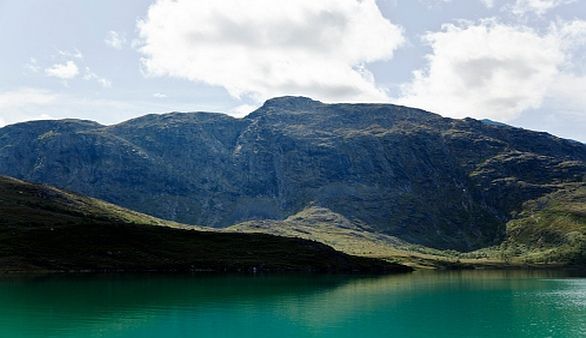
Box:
left=137, top=0, right=404, bottom=103
left=230, top=103, right=259, bottom=117
left=514, top=71, right=586, bottom=142
left=0, top=88, right=147, bottom=127
left=105, top=31, right=126, bottom=49
left=543, top=21, right=586, bottom=113
left=153, top=92, right=167, bottom=98
left=0, top=88, right=58, bottom=126
left=510, top=0, right=576, bottom=16
left=45, top=61, right=79, bottom=80
left=82, top=67, right=112, bottom=88
left=551, top=19, right=586, bottom=64
left=396, top=21, right=566, bottom=121
left=0, top=88, right=57, bottom=108
left=0, top=87, right=229, bottom=127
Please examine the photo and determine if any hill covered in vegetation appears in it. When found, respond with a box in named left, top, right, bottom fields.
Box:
left=0, top=176, right=410, bottom=273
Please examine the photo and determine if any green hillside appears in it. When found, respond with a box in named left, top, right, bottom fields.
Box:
left=231, top=196, right=586, bottom=269
left=496, top=184, right=586, bottom=265
left=0, top=176, right=410, bottom=274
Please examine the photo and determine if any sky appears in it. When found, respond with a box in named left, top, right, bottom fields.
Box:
left=0, top=0, right=585, bottom=142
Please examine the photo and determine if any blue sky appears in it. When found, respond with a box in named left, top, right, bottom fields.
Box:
left=0, top=0, right=585, bottom=141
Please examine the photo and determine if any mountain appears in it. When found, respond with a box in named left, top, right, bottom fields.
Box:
left=0, top=96, right=584, bottom=252
left=0, top=176, right=409, bottom=273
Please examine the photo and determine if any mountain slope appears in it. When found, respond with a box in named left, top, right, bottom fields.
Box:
left=0, top=96, right=584, bottom=251
left=228, top=206, right=459, bottom=269
left=229, top=206, right=408, bottom=258
left=0, top=175, right=187, bottom=228
left=496, top=183, right=586, bottom=265
left=0, top=176, right=409, bottom=273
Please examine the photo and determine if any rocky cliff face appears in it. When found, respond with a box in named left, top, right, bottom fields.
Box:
left=1, top=96, right=584, bottom=250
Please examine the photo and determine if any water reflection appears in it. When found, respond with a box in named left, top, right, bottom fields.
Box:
left=0, top=270, right=584, bottom=338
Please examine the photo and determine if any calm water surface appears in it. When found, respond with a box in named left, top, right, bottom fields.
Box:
left=0, top=270, right=584, bottom=338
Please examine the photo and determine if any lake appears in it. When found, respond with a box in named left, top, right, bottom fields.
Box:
left=0, top=270, right=584, bottom=338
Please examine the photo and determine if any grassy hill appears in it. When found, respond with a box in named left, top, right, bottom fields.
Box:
left=231, top=197, right=586, bottom=269
left=0, top=174, right=582, bottom=271
left=0, top=176, right=187, bottom=228
left=0, top=176, right=411, bottom=274
left=493, top=184, right=586, bottom=265
left=229, top=206, right=475, bottom=269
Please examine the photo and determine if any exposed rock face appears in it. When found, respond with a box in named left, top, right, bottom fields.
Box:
left=1, top=96, right=584, bottom=250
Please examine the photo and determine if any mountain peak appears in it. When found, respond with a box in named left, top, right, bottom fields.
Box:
left=0, top=118, right=103, bottom=134
left=261, top=96, right=322, bottom=109
left=244, top=96, right=323, bottom=119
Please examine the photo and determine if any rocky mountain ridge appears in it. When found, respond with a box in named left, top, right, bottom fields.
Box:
left=1, top=96, right=584, bottom=250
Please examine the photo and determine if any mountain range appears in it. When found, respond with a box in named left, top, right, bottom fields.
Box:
left=0, top=96, right=584, bottom=266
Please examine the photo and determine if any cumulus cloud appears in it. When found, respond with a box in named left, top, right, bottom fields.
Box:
left=45, top=60, right=79, bottom=80
left=105, top=31, right=126, bottom=49
left=480, top=0, right=495, bottom=8
left=510, top=0, right=576, bottom=16
left=396, top=20, right=570, bottom=121
left=137, top=0, right=404, bottom=103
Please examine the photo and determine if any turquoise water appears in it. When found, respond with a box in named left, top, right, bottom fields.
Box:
left=0, top=271, right=584, bottom=338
